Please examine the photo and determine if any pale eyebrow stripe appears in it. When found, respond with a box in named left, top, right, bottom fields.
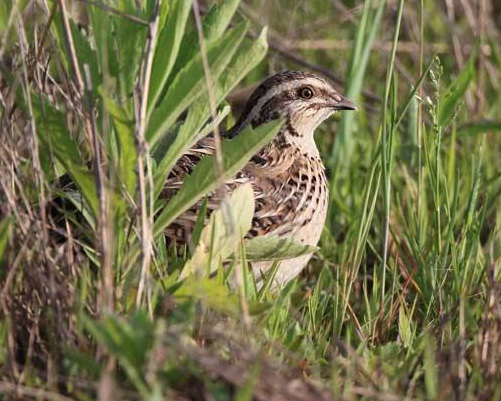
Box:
left=241, top=78, right=333, bottom=127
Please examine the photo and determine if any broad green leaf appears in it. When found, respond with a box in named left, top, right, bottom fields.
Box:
left=98, top=88, right=135, bottom=265
left=100, top=88, right=137, bottom=194
left=152, top=119, right=282, bottom=240
left=34, top=99, right=99, bottom=217
left=147, top=21, right=249, bottom=147
left=199, top=0, right=241, bottom=41
left=168, top=0, right=241, bottom=83
left=181, top=184, right=254, bottom=278
left=147, top=0, right=193, bottom=114
left=36, top=105, right=82, bottom=165
left=86, top=4, right=119, bottom=90
left=248, top=300, right=273, bottom=315
left=114, top=0, right=148, bottom=99
left=0, top=1, right=9, bottom=33
left=152, top=28, right=268, bottom=199
left=457, top=120, right=501, bottom=136
left=152, top=106, right=230, bottom=200
left=175, top=276, right=239, bottom=315
left=144, top=0, right=158, bottom=16
left=438, top=51, right=476, bottom=128
left=243, top=236, right=318, bottom=262
left=87, top=4, right=109, bottom=74
left=84, top=314, right=152, bottom=397
left=64, top=167, right=99, bottom=219
left=157, top=0, right=170, bottom=29
left=47, top=6, right=69, bottom=70
left=70, top=20, right=100, bottom=94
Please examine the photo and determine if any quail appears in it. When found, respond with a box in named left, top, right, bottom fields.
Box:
left=163, top=71, right=356, bottom=286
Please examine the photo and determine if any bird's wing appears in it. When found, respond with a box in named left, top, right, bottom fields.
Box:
left=161, top=136, right=250, bottom=247
left=162, top=135, right=326, bottom=248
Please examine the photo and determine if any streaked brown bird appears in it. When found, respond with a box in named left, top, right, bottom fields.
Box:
left=164, top=71, right=356, bottom=286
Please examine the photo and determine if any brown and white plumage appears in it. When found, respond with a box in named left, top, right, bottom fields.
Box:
left=163, top=71, right=356, bottom=286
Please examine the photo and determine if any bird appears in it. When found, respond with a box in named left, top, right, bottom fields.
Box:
left=163, top=70, right=356, bottom=286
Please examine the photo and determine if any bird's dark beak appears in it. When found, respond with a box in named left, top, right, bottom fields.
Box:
left=334, top=97, right=357, bottom=111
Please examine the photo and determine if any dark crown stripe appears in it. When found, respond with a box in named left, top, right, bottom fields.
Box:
left=227, top=71, right=335, bottom=138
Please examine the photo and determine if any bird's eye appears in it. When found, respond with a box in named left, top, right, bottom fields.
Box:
left=299, top=87, right=314, bottom=99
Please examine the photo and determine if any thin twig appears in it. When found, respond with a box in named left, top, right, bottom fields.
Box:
left=16, top=7, right=52, bottom=275
left=135, top=0, right=160, bottom=312
left=37, top=1, right=58, bottom=63
left=0, top=381, right=76, bottom=401
left=58, top=0, right=113, bottom=312
left=84, top=64, right=113, bottom=313
left=0, top=225, right=35, bottom=304
left=57, top=0, right=85, bottom=95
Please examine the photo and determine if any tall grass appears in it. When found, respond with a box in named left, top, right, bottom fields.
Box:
left=2, top=0, right=501, bottom=400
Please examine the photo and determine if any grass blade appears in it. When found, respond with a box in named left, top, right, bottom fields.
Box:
left=147, top=0, right=193, bottom=115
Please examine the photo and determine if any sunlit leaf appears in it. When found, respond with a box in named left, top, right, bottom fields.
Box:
left=438, top=50, right=476, bottom=128
left=398, top=306, right=412, bottom=348
left=100, top=88, right=137, bottom=194
left=148, top=0, right=193, bottom=113
left=181, top=183, right=254, bottom=278
left=244, top=236, right=318, bottom=262
left=175, top=276, right=239, bottom=315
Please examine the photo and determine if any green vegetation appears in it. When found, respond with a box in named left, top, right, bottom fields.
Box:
left=1, top=0, right=501, bottom=399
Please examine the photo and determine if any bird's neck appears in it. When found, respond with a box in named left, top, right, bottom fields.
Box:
left=228, top=115, right=321, bottom=160
left=247, top=124, right=323, bottom=178
left=282, top=124, right=320, bottom=158
left=275, top=114, right=321, bottom=159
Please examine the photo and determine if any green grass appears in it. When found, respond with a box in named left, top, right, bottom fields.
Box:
left=1, top=0, right=501, bottom=400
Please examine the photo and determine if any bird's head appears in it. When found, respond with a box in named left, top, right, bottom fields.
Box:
left=229, top=71, right=356, bottom=138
